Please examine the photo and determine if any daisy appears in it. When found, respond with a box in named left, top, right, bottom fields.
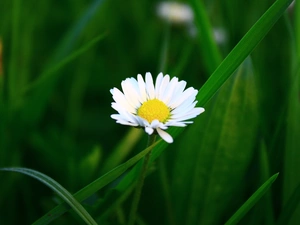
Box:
left=110, top=72, right=205, bottom=143
left=156, top=1, right=194, bottom=24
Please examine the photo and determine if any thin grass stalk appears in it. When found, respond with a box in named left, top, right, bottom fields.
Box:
left=128, top=135, right=157, bottom=225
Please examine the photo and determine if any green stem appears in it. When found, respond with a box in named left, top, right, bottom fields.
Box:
left=127, top=134, right=157, bottom=225
left=159, top=155, right=177, bottom=225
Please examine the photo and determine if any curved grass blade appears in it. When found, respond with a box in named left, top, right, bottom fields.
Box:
left=18, top=33, right=106, bottom=126
left=276, top=183, right=300, bottom=225
left=22, top=33, right=106, bottom=94
left=196, top=0, right=293, bottom=106
left=0, top=167, right=98, bottom=225
left=53, top=0, right=106, bottom=61
left=31, top=140, right=161, bottom=225
left=224, top=173, right=279, bottom=225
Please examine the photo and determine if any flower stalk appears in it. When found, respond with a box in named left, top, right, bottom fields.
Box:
left=128, top=134, right=157, bottom=225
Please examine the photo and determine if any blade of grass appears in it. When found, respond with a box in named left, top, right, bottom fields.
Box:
left=100, top=128, right=143, bottom=174
left=22, top=33, right=106, bottom=94
left=18, top=33, right=106, bottom=126
left=0, top=167, right=98, bottom=225
left=170, top=41, right=194, bottom=78
left=18, top=0, right=107, bottom=128
left=31, top=140, right=161, bottom=225
left=277, top=183, right=300, bottom=225
left=53, top=0, right=106, bottom=61
left=173, top=57, right=258, bottom=225
left=8, top=0, right=21, bottom=104
left=296, top=0, right=300, bottom=59
left=283, top=65, right=300, bottom=223
left=190, top=0, right=222, bottom=74
left=283, top=1, right=300, bottom=220
left=0, top=37, right=3, bottom=98
left=196, top=0, right=293, bottom=106
left=224, top=173, right=279, bottom=225
left=258, top=141, right=275, bottom=225
left=158, top=23, right=170, bottom=73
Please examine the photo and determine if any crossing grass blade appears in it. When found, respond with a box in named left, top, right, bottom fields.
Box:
left=0, top=167, right=98, bottom=225
left=224, top=173, right=279, bottom=225
left=30, top=140, right=160, bottom=225
left=196, top=0, right=293, bottom=106
left=22, top=33, right=106, bottom=94
left=277, top=183, right=300, bottom=225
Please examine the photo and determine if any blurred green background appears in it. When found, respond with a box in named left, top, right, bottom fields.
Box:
left=0, top=0, right=299, bottom=224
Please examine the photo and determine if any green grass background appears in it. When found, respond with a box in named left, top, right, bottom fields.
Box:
left=0, top=0, right=299, bottom=224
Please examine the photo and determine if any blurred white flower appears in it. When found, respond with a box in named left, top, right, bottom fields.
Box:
left=110, top=72, right=204, bottom=143
left=156, top=1, right=194, bottom=24
left=213, top=27, right=227, bottom=45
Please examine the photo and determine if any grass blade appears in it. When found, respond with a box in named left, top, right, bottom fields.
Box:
left=0, top=167, right=98, bottom=225
left=196, top=0, right=293, bottom=106
left=171, top=57, right=258, bottom=225
left=190, top=0, right=222, bottom=74
left=8, top=0, right=21, bottom=104
left=225, top=173, right=279, bottom=225
left=277, top=183, right=300, bottom=225
left=30, top=140, right=161, bottom=225
left=22, top=33, right=106, bottom=94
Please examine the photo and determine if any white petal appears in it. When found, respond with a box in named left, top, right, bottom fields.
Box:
left=171, top=101, right=198, bottom=118
left=155, top=73, right=164, bottom=96
left=137, top=74, right=147, bottom=103
left=111, top=114, right=138, bottom=126
left=110, top=88, right=114, bottom=95
left=111, top=88, right=136, bottom=113
left=168, top=81, right=187, bottom=107
left=161, top=76, right=179, bottom=104
left=157, top=74, right=170, bottom=100
left=158, top=122, right=168, bottom=130
left=165, top=121, right=187, bottom=127
left=128, top=77, right=143, bottom=103
left=150, top=119, right=160, bottom=128
left=156, top=128, right=173, bottom=143
left=145, top=72, right=155, bottom=99
left=145, top=127, right=154, bottom=135
left=171, top=108, right=204, bottom=122
left=121, top=78, right=141, bottom=109
left=170, top=87, right=197, bottom=109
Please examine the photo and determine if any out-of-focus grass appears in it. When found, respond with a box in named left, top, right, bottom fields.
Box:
left=0, top=0, right=299, bottom=224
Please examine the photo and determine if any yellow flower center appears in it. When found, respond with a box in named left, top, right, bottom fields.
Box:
left=137, top=99, right=170, bottom=123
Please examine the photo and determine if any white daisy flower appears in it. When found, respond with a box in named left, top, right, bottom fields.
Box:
left=110, top=72, right=205, bottom=143
left=156, top=1, right=194, bottom=24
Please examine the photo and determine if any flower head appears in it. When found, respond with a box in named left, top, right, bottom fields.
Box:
left=110, top=72, right=204, bottom=143
left=156, top=1, right=194, bottom=24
